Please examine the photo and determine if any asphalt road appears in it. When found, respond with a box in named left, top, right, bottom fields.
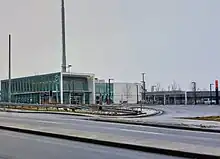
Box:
left=145, top=105, right=220, bottom=119
left=0, top=112, right=220, bottom=148
left=0, top=130, right=183, bottom=159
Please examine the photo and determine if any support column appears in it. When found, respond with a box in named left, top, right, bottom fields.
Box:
left=39, top=93, right=41, bottom=104
left=185, top=91, right=187, bottom=105
left=60, top=72, right=63, bottom=104
left=88, top=75, right=95, bottom=104
left=82, top=93, right=85, bottom=104
left=174, top=95, right=176, bottom=105
left=163, top=94, right=166, bottom=105
left=56, top=83, right=59, bottom=103
left=69, top=92, right=71, bottom=104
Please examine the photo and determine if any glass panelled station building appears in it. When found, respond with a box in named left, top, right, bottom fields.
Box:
left=0, top=72, right=96, bottom=104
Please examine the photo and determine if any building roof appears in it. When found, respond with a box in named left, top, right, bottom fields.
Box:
left=1, top=71, right=95, bottom=82
left=1, top=72, right=61, bottom=82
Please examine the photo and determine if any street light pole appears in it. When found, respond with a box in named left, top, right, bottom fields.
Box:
left=141, top=73, right=146, bottom=102
left=192, top=81, right=197, bottom=105
left=61, top=0, right=67, bottom=73
left=210, top=83, right=214, bottom=105
left=55, top=75, right=59, bottom=104
left=136, top=84, right=139, bottom=104
left=67, top=64, right=72, bottom=72
left=108, top=79, right=114, bottom=105
left=215, top=80, right=219, bottom=105
left=8, top=34, right=12, bottom=103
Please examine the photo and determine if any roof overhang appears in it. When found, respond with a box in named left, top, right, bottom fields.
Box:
left=62, top=72, right=95, bottom=79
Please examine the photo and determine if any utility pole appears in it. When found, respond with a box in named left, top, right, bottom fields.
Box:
left=108, top=79, right=110, bottom=105
left=192, top=81, right=197, bottom=105
left=141, top=73, right=146, bottom=102
left=210, top=83, right=214, bottom=105
left=136, top=84, right=139, bottom=104
left=8, top=34, right=12, bottom=103
left=215, top=80, right=219, bottom=105
left=140, top=73, right=146, bottom=113
left=108, top=79, right=113, bottom=105
left=61, top=0, right=67, bottom=72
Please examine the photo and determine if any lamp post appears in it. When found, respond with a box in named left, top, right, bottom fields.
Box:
left=191, top=81, right=197, bottom=105
left=67, top=64, right=72, bottom=72
left=141, top=73, right=146, bottom=102
left=215, top=80, right=219, bottom=105
left=108, top=78, right=114, bottom=105
left=61, top=0, right=67, bottom=72
left=8, top=34, right=12, bottom=103
left=136, top=84, right=139, bottom=104
left=210, top=83, right=214, bottom=105
left=55, top=75, right=59, bottom=103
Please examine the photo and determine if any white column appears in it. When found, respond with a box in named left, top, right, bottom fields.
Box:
left=88, top=75, right=95, bottom=104
left=39, top=93, right=41, bottom=104
left=56, top=83, right=59, bottom=103
left=60, top=72, right=63, bottom=104
left=185, top=91, right=187, bottom=105
left=174, top=95, right=176, bottom=105
left=69, top=92, right=71, bottom=104
left=82, top=93, right=85, bottom=104
left=163, top=94, right=166, bottom=105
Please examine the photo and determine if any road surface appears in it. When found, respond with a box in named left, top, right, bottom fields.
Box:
left=0, top=112, right=220, bottom=148
left=145, top=105, right=220, bottom=119
left=0, top=130, right=183, bottom=159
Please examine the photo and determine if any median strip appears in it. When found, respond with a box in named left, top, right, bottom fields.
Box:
left=86, top=118, right=220, bottom=133
left=181, top=116, right=220, bottom=122
left=1, top=107, right=160, bottom=118
left=0, top=123, right=219, bottom=158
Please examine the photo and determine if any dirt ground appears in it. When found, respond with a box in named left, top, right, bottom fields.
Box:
left=183, top=116, right=220, bottom=122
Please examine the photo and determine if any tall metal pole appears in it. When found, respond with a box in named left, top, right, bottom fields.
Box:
left=105, top=83, right=108, bottom=104
left=210, top=83, right=213, bottom=105
left=8, top=34, right=12, bottom=103
left=61, top=0, right=67, bottom=72
left=215, top=80, right=219, bottom=105
left=141, top=73, right=146, bottom=102
left=192, top=82, right=196, bottom=105
left=136, top=84, right=139, bottom=104
left=108, top=79, right=114, bottom=105
left=108, top=79, right=111, bottom=105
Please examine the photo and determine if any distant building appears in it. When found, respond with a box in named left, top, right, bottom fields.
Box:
left=113, top=83, right=141, bottom=104
left=1, top=72, right=96, bottom=104
left=1, top=73, right=146, bottom=105
left=94, top=79, right=141, bottom=104
left=144, top=90, right=220, bottom=105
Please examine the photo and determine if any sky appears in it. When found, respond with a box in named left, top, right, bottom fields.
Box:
left=0, top=0, right=220, bottom=91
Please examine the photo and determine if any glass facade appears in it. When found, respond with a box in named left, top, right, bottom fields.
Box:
left=62, top=76, right=90, bottom=104
left=95, top=83, right=114, bottom=104
left=1, top=73, right=61, bottom=103
left=0, top=72, right=94, bottom=104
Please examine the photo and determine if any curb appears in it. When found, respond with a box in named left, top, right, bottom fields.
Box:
left=1, top=109, right=91, bottom=117
left=1, top=109, right=161, bottom=119
left=124, top=110, right=162, bottom=118
left=0, top=125, right=219, bottom=159
left=88, top=118, right=220, bottom=133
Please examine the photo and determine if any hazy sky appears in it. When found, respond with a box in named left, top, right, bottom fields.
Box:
left=0, top=0, right=220, bottom=90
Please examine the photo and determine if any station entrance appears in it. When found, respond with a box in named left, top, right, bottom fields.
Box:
left=70, top=93, right=83, bottom=104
